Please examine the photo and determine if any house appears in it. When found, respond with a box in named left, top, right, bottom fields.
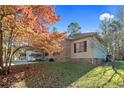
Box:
left=52, top=32, right=107, bottom=65
left=15, top=32, right=107, bottom=65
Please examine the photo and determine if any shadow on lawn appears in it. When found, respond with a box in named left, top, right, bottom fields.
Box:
left=2, top=61, right=124, bottom=88
left=21, top=62, right=96, bottom=88
left=113, top=61, right=124, bottom=70
left=96, top=61, right=124, bottom=87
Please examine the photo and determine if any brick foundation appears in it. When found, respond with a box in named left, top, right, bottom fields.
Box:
left=53, top=56, right=105, bottom=65
left=70, top=58, right=105, bottom=65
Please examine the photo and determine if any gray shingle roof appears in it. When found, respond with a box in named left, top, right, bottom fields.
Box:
left=68, top=32, right=97, bottom=40
left=67, top=32, right=105, bottom=45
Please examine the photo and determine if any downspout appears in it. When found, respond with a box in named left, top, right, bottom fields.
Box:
left=91, top=37, right=94, bottom=64
left=91, top=49, right=94, bottom=64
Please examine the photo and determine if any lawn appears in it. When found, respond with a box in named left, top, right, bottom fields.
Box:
left=1, top=61, right=124, bottom=88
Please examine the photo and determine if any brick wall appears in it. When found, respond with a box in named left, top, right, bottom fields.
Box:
left=53, top=39, right=71, bottom=62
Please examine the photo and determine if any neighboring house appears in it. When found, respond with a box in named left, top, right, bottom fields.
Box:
left=13, top=50, right=45, bottom=62
left=53, top=32, right=107, bottom=65
left=26, top=51, right=45, bottom=61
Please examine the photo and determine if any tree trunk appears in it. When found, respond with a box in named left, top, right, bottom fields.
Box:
left=6, top=46, right=32, bottom=74
left=0, top=22, right=3, bottom=70
left=7, top=54, right=13, bottom=74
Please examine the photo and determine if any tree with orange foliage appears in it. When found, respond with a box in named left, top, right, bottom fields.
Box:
left=0, top=5, right=66, bottom=75
left=0, top=6, right=16, bottom=74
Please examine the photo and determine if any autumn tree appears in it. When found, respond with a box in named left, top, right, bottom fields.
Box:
left=0, top=6, right=16, bottom=73
left=0, top=5, right=66, bottom=75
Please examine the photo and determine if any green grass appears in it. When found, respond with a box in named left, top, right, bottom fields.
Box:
left=69, top=61, right=124, bottom=88
left=10, top=61, right=124, bottom=88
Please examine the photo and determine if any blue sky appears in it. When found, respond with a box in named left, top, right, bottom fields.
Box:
left=51, top=5, right=122, bottom=33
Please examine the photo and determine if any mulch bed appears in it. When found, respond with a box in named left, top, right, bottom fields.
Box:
left=0, top=64, right=39, bottom=88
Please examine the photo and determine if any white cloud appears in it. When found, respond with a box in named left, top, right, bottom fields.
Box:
left=99, top=13, right=114, bottom=21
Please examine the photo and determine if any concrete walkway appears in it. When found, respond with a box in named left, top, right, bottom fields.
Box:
left=4, top=61, right=39, bottom=66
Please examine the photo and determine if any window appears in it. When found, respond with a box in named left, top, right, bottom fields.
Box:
left=76, top=43, right=80, bottom=52
left=73, top=41, right=87, bottom=53
left=84, top=41, right=87, bottom=52
left=53, top=52, right=60, bottom=56
left=45, top=53, right=49, bottom=56
left=74, top=43, right=76, bottom=53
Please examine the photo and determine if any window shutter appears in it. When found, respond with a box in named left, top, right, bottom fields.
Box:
left=84, top=41, right=87, bottom=52
left=74, top=43, right=76, bottom=53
